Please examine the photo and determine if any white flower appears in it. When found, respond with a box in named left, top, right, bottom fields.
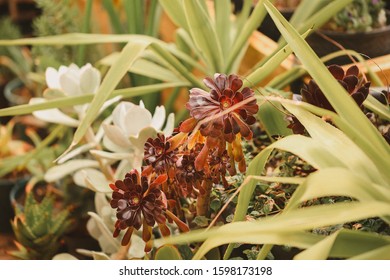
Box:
left=102, top=101, right=175, bottom=153
left=29, top=63, right=116, bottom=127
left=45, top=63, right=101, bottom=95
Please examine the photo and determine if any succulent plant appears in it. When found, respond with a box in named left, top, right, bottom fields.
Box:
left=287, top=64, right=370, bottom=134
left=324, top=0, right=387, bottom=32
left=9, top=190, right=73, bottom=259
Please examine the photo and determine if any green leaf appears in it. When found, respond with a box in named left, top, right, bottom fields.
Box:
left=245, top=29, right=310, bottom=87
left=44, top=159, right=99, bottom=182
left=160, top=201, right=390, bottom=259
left=348, top=244, right=390, bottom=260
left=154, top=245, right=182, bottom=260
left=214, top=0, right=231, bottom=58
left=150, top=42, right=205, bottom=89
left=193, top=216, right=210, bottom=228
left=295, top=229, right=390, bottom=260
left=99, top=53, right=183, bottom=82
left=364, top=94, right=390, bottom=121
left=256, top=100, right=292, bottom=138
left=68, top=41, right=148, bottom=153
left=283, top=103, right=385, bottom=185
left=284, top=168, right=390, bottom=214
left=287, top=0, right=329, bottom=30
left=0, top=82, right=187, bottom=117
left=226, top=0, right=268, bottom=72
left=258, top=0, right=354, bottom=75
left=183, top=0, right=224, bottom=72
left=210, top=199, right=221, bottom=213
left=264, top=0, right=390, bottom=179
left=102, top=0, right=125, bottom=34
left=159, top=0, right=189, bottom=31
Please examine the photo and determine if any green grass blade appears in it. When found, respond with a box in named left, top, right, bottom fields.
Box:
left=284, top=103, right=385, bottom=184
left=226, top=0, right=267, bottom=73
left=159, top=0, right=188, bottom=31
left=65, top=41, right=149, bottom=153
left=0, top=82, right=187, bottom=117
left=234, top=0, right=256, bottom=33
left=145, top=0, right=162, bottom=37
left=295, top=230, right=390, bottom=260
left=76, top=0, right=93, bottom=65
left=364, top=95, right=390, bottom=121
left=183, top=0, right=224, bottom=72
left=214, top=0, right=231, bottom=58
left=98, top=53, right=183, bottom=82
left=348, top=244, right=390, bottom=260
left=0, top=33, right=208, bottom=73
left=124, top=0, right=135, bottom=34
left=102, top=0, right=125, bottom=34
left=162, top=201, right=390, bottom=259
left=244, top=29, right=310, bottom=87
left=287, top=0, right=328, bottom=29
left=264, top=0, right=390, bottom=166
left=259, top=0, right=354, bottom=68
left=285, top=168, right=390, bottom=214
left=150, top=42, right=205, bottom=89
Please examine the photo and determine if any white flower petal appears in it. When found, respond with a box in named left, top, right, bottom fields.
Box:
left=80, top=64, right=101, bottom=94
left=129, top=126, right=157, bottom=151
left=87, top=212, right=120, bottom=253
left=112, top=102, right=135, bottom=130
left=57, top=142, right=97, bottom=164
left=163, top=113, right=175, bottom=136
left=114, top=160, right=135, bottom=180
left=59, top=73, right=82, bottom=96
left=67, top=63, right=81, bottom=77
left=90, top=149, right=130, bottom=161
left=122, top=106, right=152, bottom=137
left=102, top=124, right=132, bottom=152
left=94, top=192, right=112, bottom=219
left=29, top=98, right=79, bottom=127
left=45, top=67, right=60, bottom=89
left=128, top=235, right=146, bottom=259
left=95, top=115, right=113, bottom=143
left=44, top=159, right=99, bottom=182
left=52, top=253, right=78, bottom=260
left=58, top=65, right=68, bottom=75
left=151, top=105, right=166, bottom=131
left=73, top=168, right=111, bottom=192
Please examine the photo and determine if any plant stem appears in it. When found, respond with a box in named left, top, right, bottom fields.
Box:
left=76, top=0, right=93, bottom=66
left=196, top=180, right=213, bottom=217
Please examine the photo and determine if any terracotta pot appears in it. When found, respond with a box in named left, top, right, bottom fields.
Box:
left=306, top=10, right=390, bottom=65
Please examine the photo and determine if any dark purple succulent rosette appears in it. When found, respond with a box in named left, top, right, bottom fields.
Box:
left=186, top=73, right=259, bottom=142
left=110, top=170, right=167, bottom=248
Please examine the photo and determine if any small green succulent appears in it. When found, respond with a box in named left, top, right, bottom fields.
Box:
left=326, top=0, right=387, bottom=32
left=10, top=191, right=73, bottom=260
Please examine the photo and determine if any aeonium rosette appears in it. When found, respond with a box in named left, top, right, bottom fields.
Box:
left=178, top=73, right=259, bottom=173
left=110, top=169, right=189, bottom=252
